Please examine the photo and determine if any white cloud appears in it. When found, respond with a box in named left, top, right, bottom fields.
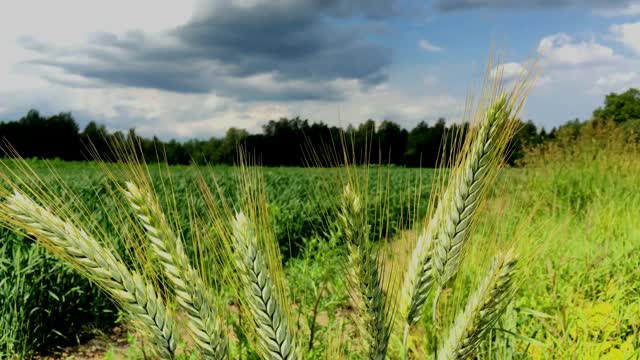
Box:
left=0, top=0, right=415, bottom=139
left=282, top=79, right=465, bottom=131
left=0, top=1, right=192, bottom=91
left=489, top=62, right=551, bottom=88
left=535, top=76, right=553, bottom=87
left=423, top=74, right=439, bottom=87
left=537, top=33, right=617, bottom=65
left=610, top=21, right=640, bottom=53
left=0, top=1, right=194, bottom=43
left=0, top=69, right=466, bottom=140
left=491, top=62, right=524, bottom=80
left=594, top=2, right=640, bottom=16
left=419, top=39, right=444, bottom=53
left=488, top=28, right=640, bottom=128
left=0, top=0, right=199, bottom=131
left=55, top=85, right=290, bottom=139
left=596, top=71, right=639, bottom=88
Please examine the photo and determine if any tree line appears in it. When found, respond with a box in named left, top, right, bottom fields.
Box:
left=1, top=88, right=639, bottom=167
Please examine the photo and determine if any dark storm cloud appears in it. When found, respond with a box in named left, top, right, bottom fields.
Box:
left=435, top=0, right=633, bottom=11
left=20, top=0, right=396, bottom=102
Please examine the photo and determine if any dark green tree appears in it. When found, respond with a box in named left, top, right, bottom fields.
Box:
left=593, top=88, right=640, bottom=123
left=377, top=120, right=408, bottom=165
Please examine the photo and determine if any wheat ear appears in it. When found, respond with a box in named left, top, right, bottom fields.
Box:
left=399, top=223, right=435, bottom=327
left=400, top=94, right=512, bottom=330
left=433, top=93, right=512, bottom=287
left=437, top=250, right=518, bottom=360
left=124, top=182, right=228, bottom=359
left=231, top=212, right=298, bottom=360
left=338, top=184, right=391, bottom=360
left=3, top=191, right=177, bottom=359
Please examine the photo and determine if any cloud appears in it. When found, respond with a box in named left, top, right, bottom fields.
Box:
left=0, top=71, right=466, bottom=141
left=537, top=33, right=617, bottom=65
left=596, top=71, right=638, bottom=88
left=18, top=0, right=396, bottom=102
left=419, top=39, right=444, bottom=53
left=435, top=0, right=633, bottom=11
left=517, top=52, right=640, bottom=128
left=610, top=21, right=640, bottom=53
left=288, top=82, right=465, bottom=130
left=491, top=62, right=524, bottom=80
left=0, top=83, right=290, bottom=140
left=594, top=2, right=640, bottom=16
left=483, top=26, right=640, bottom=129
left=423, top=74, right=440, bottom=87
left=490, top=62, right=551, bottom=88
left=3, top=61, right=462, bottom=140
left=0, top=0, right=465, bottom=141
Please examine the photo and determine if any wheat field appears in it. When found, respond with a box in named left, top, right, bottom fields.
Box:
left=0, top=66, right=639, bottom=359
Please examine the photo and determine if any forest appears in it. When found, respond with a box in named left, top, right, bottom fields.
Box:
left=3, top=88, right=639, bottom=167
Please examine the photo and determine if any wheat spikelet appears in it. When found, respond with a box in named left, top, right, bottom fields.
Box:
left=338, top=184, right=391, bottom=360
left=3, top=191, right=177, bottom=359
left=124, top=181, right=228, bottom=359
left=231, top=212, right=298, bottom=360
left=437, top=250, right=518, bottom=360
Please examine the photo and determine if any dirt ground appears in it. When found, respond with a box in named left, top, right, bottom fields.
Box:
left=34, top=326, right=131, bottom=360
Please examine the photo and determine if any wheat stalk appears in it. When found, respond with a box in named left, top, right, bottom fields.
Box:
left=338, top=184, right=391, bottom=360
left=231, top=211, right=298, bottom=360
left=437, top=250, right=518, bottom=360
left=3, top=191, right=177, bottom=359
left=124, top=181, right=228, bottom=359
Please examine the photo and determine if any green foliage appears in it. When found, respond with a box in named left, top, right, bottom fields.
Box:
left=593, top=88, right=640, bottom=123
left=0, top=233, right=116, bottom=358
left=483, top=119, right=640, bottom=358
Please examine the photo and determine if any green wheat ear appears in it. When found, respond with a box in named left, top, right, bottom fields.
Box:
left=3, top=191, right=178, bottom=359
left=438, top=250, right=518, bottom=360
left=124, top=181, right=228, bottom=359
left=231, top=212, right=298, bottom=360
left=399, top=222, right=436, bottom=327
left=398, top=58, right=537, bottom=358
left=400, top=90, right=521, bottom=329
left=338, top=183, right=392, bottom=360
left=433, top=93, right=512, bottom=288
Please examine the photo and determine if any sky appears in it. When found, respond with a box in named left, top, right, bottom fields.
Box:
left=1, top=0, right=640, bottom=140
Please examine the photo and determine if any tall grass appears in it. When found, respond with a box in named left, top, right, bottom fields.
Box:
left=497, top=119, right=640, bottom=357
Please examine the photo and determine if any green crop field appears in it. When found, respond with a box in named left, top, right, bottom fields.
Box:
left=1, top=120, right=639, bottom=360
left=0, top=161, right=436, bottom=357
